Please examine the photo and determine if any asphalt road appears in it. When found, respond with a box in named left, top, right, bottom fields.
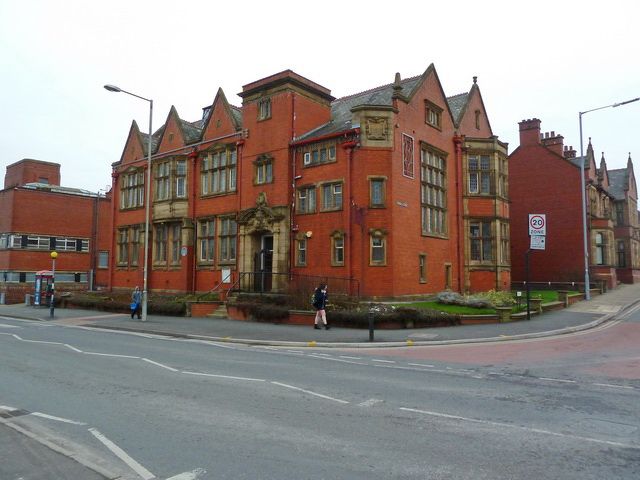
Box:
left=1, top=314, right=638, bottom=479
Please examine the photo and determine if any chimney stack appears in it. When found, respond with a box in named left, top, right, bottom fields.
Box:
left=563, top=145, right=576, bottom=159
left=541, top=131, right=565, bottom=157
left=518, top=118, right=541, bottom=146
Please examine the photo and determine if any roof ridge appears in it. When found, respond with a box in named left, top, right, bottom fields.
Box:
left=335, top=74, right=422, bottom=102
left=447, top=92, right=468, bottom=100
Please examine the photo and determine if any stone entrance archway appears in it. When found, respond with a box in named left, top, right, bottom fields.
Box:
left=237, top=193, right=289, bottom=293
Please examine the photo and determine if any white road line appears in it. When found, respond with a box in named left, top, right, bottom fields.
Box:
left=166, top=469, right=207, bottom=480
left=9, top=333, right=64, bottom=345
left=358, top=398, right=384, bottom=407
left=82, top=352, right=140, bottom=359
left=339, top=356, right=361, bottom=360
left=142, top=358, right=179, bottom=372
left=286, top=350, right=304, bottom=354
left=64, top=344, right=83, bottom=353
left=271, top=381, right=350, bottom=404
left=0, top=405, right=18, bottom=411
left=592, top=383, right=634, bottom=390
left=399, top=407, right=640, bottom=449
left=312, top=353, right=331, bottom=356
left=182, top=371, right=265, bottom=382
left=88, top=428, right=155, bottom=480
left=0, top=323, right=21, bottom=328
left=371, top=359, right=395, bottom=363
left=31, top=412, right=87, bottom=425
left=538, top=377, right=577, bottom=384
left=307, top=354, right=366, bottom=365
left=408, top=363, right=434, bottom=368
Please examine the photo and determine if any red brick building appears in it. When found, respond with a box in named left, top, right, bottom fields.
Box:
left=509, top=118, right=638, bottom=289
left=0, top=159, right=112, bottom=303
left=110, top=66, right=509, bottom=299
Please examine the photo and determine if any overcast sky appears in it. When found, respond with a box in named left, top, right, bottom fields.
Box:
left=1, top=0, right=638, bottom=193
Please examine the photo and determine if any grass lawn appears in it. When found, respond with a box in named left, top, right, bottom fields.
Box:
left=395, top=290, right=581, bottom=315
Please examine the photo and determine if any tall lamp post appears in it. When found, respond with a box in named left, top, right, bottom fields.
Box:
left=579, top=96, right=639, bottom=300
left=49, top=251, right=57, bottom=319
left=104, top=84, right=153, bottom=322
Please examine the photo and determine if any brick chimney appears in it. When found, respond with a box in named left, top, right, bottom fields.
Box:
left=518, top=118, right=541, bottom=146
left=563, top=145, right=576, bottom=159
left=540, top=131, right=565, bottom=157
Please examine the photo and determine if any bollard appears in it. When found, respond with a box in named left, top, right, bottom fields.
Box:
left=25, top=294, right=31, bottom=306
left=0, top=292, right=5, bottom=305
left=368, top=308, right=375, bottom=342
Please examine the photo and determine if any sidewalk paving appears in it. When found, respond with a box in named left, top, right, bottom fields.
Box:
left=2, top=283, right=640, bottom=347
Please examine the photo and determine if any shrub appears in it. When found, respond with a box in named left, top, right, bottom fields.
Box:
left=233, top=302, right=289, bottom=322
left=484, top=289, right=516, bottom=307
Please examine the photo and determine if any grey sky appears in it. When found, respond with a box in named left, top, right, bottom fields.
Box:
left=1, top=0, right=638, bottom=193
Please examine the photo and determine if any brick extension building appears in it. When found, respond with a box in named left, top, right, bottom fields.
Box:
left=110, top=66, right=510, bottom=299
left=509, top=118, right=639, bottom=289
left=0, top=159, right=112, bottom=303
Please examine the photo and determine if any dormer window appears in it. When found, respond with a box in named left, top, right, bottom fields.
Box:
left=425, top=101, right=442, bottom=129
left=302, top=143, right=336, bottom=167
left=258, top=98, right=271, bottom=120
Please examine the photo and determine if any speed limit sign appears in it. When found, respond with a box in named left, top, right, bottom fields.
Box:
left=528, top=214, right=546, bottom=236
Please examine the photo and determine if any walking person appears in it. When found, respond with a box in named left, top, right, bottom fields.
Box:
left=131, top=286, right=142, bottom=320
left=312, top=283, right=329, bottom=330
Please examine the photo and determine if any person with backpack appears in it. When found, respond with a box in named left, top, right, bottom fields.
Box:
left=312, top=283, right=329, bottom=330
left=131, top=286, right=142, bottom=320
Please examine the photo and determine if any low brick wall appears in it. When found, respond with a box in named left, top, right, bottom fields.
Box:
left=187, top=301, right=222, bottom=318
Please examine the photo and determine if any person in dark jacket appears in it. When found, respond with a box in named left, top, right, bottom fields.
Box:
left=312, top=283, right=329, bottom=330
left=131, top=286, right=142, bottom=319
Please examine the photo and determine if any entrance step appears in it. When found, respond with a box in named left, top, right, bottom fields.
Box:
left=208, top=303, right=228, bottom=318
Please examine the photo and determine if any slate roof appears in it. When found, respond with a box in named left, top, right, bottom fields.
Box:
left=230, top=106, right=243, bottom=128
left=570, top=156, right=590, bottom=169
left=447, top=92, right=469, bottom=125
left=179, top=119, right=202, bottom=144
left=607, top=168, right=628, bottom=200
left=294, top=76, right=423, bottom=142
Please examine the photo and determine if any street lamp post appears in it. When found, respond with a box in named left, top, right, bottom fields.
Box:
left=579, top=96, right=639, bottom=300
left=49, top=251, right=57, bottom=319
left=105, top=84, right=153, bottom=322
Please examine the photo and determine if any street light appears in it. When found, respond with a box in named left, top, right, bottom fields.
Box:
left=579, top=96, right=639, bottom=300
left=104, top=84, right=153, bottom=322
left=49, top=251, right=57, bottom=319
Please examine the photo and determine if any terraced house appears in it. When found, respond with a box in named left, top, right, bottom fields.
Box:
left=109, top=65, right=509, bottom=298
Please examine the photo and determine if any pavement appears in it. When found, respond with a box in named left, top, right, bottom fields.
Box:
left=2, top=283, right=640, bottom=347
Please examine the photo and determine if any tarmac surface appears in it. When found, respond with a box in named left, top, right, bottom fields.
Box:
left=2, top=283, right=640, bottom=347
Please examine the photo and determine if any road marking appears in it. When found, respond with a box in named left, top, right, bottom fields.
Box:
left=399, top=407, right=640, bottom=449
left=358, top=398, right=384, bottom=407
left=182, top=371, right=265, bottom=382
left=83, top=352, right=140, bottom=359
left=0, top=405, right=19, bottom=411
left=89, top=428, right=155, bottom=480
left=271, top=381, right=349, bottom=404
left=31, top=412, right=87, bottom=425
left=339, top=356, right=361, bottom=360
left=0, top=323, right=21, bottom=328
left=592, top=383, right=634, bottom=390
left=307, top=353, right=366, bottom=365
left=142, top=358, right=178, bottom=372
left=166, top=469, right=207, bottom=480
left=538, top=377, right=576, bottom=384
left=64, top=344, right=83, bottom=353
left=371, top=359, right=395, bottom=364
left=407, top=363, right=435, bottom=368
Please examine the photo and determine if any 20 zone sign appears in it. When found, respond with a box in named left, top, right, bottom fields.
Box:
left=528, top=214, right=546, bottom=236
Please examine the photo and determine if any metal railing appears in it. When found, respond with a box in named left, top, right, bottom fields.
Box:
left=227, top=272, right=360, bottom=309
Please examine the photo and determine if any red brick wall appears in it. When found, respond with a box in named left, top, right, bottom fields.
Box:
left=509, top=143, right=584, bottom=282
left=4, top=159, right=61, bottom=188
